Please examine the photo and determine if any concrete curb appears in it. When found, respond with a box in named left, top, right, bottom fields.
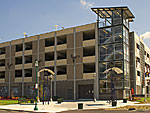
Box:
left=0, top=108, right=55, bottom=113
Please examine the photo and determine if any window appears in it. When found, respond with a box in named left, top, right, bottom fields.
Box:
left=136, top=57, right=140, bottom=63
left=136, top=43, right=140, bottom=50
left=0, top=47, right=5, bottom=55
left=137, top=71, right=140, bottom=76
left=147, top=53, right=149, bottom=58
left=0, top=71, right=5, bottom=79
left=25, top=69, right=32, bottom=77
left=16, top=44, right=23, bottom=52
left=25, top=42, right=32, bottom=50
left=15, top=70, right=22, bottom=77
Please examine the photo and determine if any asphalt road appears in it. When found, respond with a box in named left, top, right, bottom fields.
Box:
left=0, top=110, right=30, bottom=113
left=61, top=109, right=150, bottom=113
left=0, top=109, right=150, bottom=113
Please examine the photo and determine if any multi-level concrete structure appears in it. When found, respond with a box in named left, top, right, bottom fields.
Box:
left=130, top=32, right=150, bottom=96
left=0, top=6, right=149, bottom=100
left=0, top=23, right=97, bottom=100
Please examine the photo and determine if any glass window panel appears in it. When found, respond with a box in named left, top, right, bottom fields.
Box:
left=99, top=29, right=105, bottom=38
left=124, top=60, right=127, bottom=71
left=100, top=37, right=113, bottom=44
left=100, top=54, right=107, bottom=61
left=124, top=44, right=129, bottom=55
left=99, top=72, right=107, bottom=79
left=115, top=61, right=123, bottom=70
left=123, top=27, right=126, bottom=37
left=123, top=12, right=129, bottom=28
left=124, top=44, right=126, bottom=53
left=124, top=72, right=129, bottom=78
left=126, top=62, right=129, bottom=73
left=99, top=62, right=107, bottom=72
left=115, top=80, right=123, bottom=89
left=115, top=44, right=123, bottom=52
left=113, top=10, right=122, bottom=25
left=123, top=27, right=129, bottom=44
left=115, top=34, right=122, bottom=42
left=126, top=29, right=129, bottom=39
left=107, top=44, right=114, bottom=54
left=100, top=46, right=107, bottom=55
left=126, top=38, right=129, bottom=45
left=113, top=10, right=121, bottom=19
left=107, top=62, right=114, bottom=69
left=124, top=69, right=127, bottom=77
left=106, top=18, right=112, bottom=26
left=105, top=54, right=114, bottom=61
left=124, top=80, right=130, bottom=88
left=124, top=54, right=129, bottom=61
left=115, top=52, right=123, bottom=59
left=99, top=28, right=112, bottom=38
left=100, top=54, right=114, bottom=61
left=114, top=26, right=122, bottom=35
left=100, top=80, right=111, bottom=88
left=126, top=46, right=129, bottom=55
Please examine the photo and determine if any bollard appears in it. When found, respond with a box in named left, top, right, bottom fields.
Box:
left=112, top=101, right=117, bottom=107
left=123, top=99, right=127, bottom=103
left=78, top=103, right=83, bottom=109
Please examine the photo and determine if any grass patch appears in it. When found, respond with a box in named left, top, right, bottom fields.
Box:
left=136, top=97, right=150, bottom=103
left=0, top=100, right=18, bottom=105
left=105, top=105, right=150, bottom=111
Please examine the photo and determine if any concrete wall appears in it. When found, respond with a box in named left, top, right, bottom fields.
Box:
left=0, top=23, right=96, bottom=99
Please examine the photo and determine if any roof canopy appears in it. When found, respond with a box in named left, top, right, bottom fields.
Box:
left=91, top=6, right=135, bottom=22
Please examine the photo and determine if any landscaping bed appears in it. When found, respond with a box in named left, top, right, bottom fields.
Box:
left=0, top=100, right=18, bottom=105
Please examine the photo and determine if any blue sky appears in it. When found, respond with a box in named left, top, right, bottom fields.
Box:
left=0, top=0, right=150, bottom=47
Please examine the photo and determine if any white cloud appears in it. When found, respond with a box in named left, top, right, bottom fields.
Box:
left=80, top=0, right=94, bottom=9
left=140, top=32, right=150, bottom=39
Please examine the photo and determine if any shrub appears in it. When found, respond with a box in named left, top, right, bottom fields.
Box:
left=57, top=98, right=63, bottom=104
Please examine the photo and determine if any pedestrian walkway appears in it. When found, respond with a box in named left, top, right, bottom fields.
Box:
left=0, top=100, right=149, bottom=113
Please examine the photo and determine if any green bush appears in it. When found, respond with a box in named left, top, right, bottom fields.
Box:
left=57, top=98, right=63, bottom=104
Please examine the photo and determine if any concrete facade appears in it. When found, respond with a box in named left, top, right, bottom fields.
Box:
left=129, top=32, right=150, bottom=96
left=0, top=23, right=97, bottom=100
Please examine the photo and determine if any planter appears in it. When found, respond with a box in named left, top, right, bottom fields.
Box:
left=112, top=101, right=117, bottom=107
left=78, top=103, right=83, bottom=109
left=57, top=98, right=63, bottom=104
left=123, top=99, right=127, bottom=103
left=57, top=100, right=61, bottom=104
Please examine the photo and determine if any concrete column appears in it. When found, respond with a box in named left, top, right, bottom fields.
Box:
left=95, top=21, right=99, bottom=100
left=22, top=39, right=25, bottom=97
left=54, top=31, right=57, bottom=96
left=73, top=27, right=76, bottom=100
left=8, top=42, right=11, bottom=97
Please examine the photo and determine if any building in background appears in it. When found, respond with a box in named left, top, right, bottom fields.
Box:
left=0, top=6, right=149, bottom=100
left=130, top=32, right=150, bottom=97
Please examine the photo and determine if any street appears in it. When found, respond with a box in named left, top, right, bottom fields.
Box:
left=0, top=109, right=150, bottom=113
left=61, top=109, right=150, bottom=113
left=0, top=110, right=29, bottom=113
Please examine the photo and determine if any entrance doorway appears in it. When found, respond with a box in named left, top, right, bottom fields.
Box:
left=78, top=84, right=93, bottom=99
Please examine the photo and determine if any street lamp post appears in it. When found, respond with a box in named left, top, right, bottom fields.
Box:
left=71, top=54, right=80, bottom=100
left=34, top=60, right=38, bottom=110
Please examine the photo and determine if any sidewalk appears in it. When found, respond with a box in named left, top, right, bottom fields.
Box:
left=0, top=100, right=150, bottom=113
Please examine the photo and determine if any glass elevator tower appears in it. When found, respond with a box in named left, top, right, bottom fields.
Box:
left=92, top=6, right=134, bottom=99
